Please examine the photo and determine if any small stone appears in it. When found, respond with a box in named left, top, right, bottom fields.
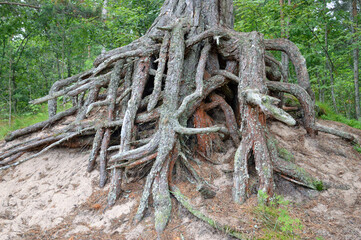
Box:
left=197, top=184, right=216, bottom=199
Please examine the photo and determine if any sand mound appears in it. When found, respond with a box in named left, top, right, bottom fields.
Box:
left=1, top=120, right=360, bottom=239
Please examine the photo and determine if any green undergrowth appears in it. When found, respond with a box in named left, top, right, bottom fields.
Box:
left=312, top=180, right=325, bottom=191
left=284, top=94, right=300, bottom=107
left=0, top=102, right=71, bottom=140
left=0, top=105, right=48, bottom=140
left=255, top=191, right=303, bottom=240
left=316, top=101, right=361, bottom=130
left=354, top=144, right=361, bottom=153
left=278, top=147, right=295, bottom=163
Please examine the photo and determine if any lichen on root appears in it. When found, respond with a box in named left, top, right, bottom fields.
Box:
left=1, top=0, right=358, bottom=237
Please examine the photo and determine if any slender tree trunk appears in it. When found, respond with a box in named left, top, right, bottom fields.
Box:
left=101, top=0, right=108, bottom=55
left=11, top=69, right=17, bottom=115
left=55, top=52, right=62, bottom=80
left=324, top=2, right=338, bottom=112
left=102, top=0, right=108, bottom=19
left=8, top=55, right=12, bottom=127
left=61, top=33, right=65, bottom=80
left=67, top=47, right=72, bottom=78
left=316, top=71, right=323, bottom=102
left=280, top=0, right=290, bottom=83
left=352, top=0, right=360, bottom=120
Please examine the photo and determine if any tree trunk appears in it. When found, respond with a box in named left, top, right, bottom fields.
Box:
left=324, top=1, right=338, bottom=113
left=8, top=54, right=12, bottom=127
left=280, top=0, right=290, bottom=83
left=233, top=32, right=274, bottom=203
left=325, top=9, right=338, bottom=113
left=351, top=0, right=360, bottom=120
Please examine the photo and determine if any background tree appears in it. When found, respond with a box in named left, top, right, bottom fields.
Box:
left=351, top=0, right=360, bottom=120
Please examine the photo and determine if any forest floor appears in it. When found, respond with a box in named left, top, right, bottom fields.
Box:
left=0, top=119, right=361, bottom=240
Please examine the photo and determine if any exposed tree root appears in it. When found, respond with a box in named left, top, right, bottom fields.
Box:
left=266, top=135, right=324, bottom=190
left=0, top=152, right=25, bottom=166
left=0, top=128, right=93, bottom=171
left=5, top=107, right=78, bottom=142
left=315, top=124, right=360, bottom=145
left=1, top=0, right=358, bottom=236
left=170, top=185, right=244, bottom=239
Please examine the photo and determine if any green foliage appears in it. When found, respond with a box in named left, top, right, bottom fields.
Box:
left=0, top=105, right=48, bottom=140
left=1, top=0, right=361, bottom=126
left=312, top=180, right=325, bottom=191
left=255, top=191, right=303, bottom=240
left=316, top=102, right=361, bottom=130
left=278, top=147, right=295, bottom=163
left=95, top=0, right=163, bottom=49
left=0, top=100, right=72, bottom=140
left=283, top=94, right=300, bottom=107
left=234, top=0, right=361, bottom=121
left=0, top=0, right=163, bottom=120
left=353, top=144, right=361, bottom=153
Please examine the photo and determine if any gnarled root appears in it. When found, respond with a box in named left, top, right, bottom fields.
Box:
left=170, top=185, right=244, bottom=239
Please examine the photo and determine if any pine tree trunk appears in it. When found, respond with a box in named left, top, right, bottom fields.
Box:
left=352, top=0, right=360, bottom=120
left=324, top=9, right=338, bottom=113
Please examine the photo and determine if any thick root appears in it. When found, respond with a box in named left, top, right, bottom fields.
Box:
left=5, top=107, right=77, bottom=142
left=153, top=157, right=172, bottom=234
left=170, top=185, right=244, bottom=239
left=233, top=32, right=274, bottom=204
left=315, top=124, right=360, bottom=145
left=264, top=38, right=315, bottom=101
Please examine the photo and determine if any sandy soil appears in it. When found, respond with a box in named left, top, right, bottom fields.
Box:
left=0, top=119, right=361, bottom=239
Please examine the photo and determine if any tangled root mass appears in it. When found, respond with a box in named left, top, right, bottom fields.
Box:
left=1, top=0, right=359, bottom=237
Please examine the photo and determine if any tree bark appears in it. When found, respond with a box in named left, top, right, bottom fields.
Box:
left=324, top=0, right=338, bottom=113
left=351, top=0, right=360, bottom=120
left=233, top=32, right=274, bottom=204
left=8, top=54, right=12, bottom=127
left=280, top=0, right=290, bottom=83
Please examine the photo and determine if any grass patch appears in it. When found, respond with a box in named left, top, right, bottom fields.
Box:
left=0, top=105, right=48, bottom=140
left=0, top=102, right=72, bottom=140
left=255, top=191, right=303, bottom=240
left=312, top=180, right=325, bottom=191
left=284, top=94, right=300, bottom=107
left=278, top=147, right=295, bottom=163
left=354, top=144, right=361, bottom=153
left=316, top=101, right=361, bottom=130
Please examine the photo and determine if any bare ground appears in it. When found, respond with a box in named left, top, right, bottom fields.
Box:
left=0, top=119, right=360, bottom=240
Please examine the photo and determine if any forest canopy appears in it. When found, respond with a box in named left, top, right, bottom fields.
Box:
left=0, top=0, right=360, bottom=122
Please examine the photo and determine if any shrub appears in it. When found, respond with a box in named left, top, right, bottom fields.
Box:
left=255, top=191, right=303, bottom=239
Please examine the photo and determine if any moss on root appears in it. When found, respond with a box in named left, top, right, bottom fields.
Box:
left=170, top=185, right=245, bottom=239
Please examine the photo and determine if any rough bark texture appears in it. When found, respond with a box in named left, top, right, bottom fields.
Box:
left=264, top=38, right=315, bottom=101
left=324, top=15, right=338, bottom=113
left=351, top=0, right=360, bottom=120
left=1, top=0, right=353, bottom=237
left=233, top=32, right=274, bottom=203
